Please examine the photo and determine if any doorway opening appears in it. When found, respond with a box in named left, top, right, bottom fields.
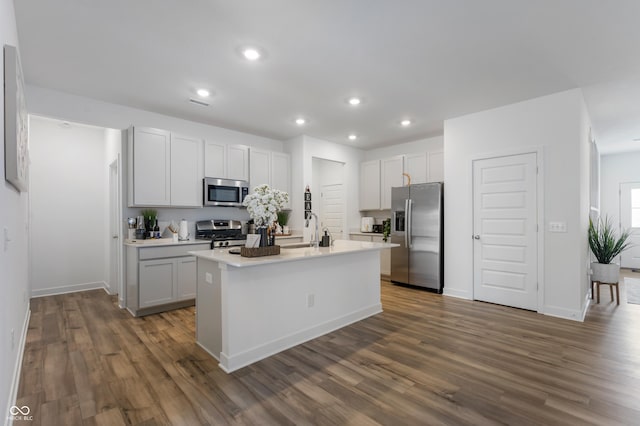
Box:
left=311, top=157, right=346, bottom=240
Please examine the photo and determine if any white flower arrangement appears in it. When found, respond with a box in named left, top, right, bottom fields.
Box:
left=242, top=184, right=290, bottom=227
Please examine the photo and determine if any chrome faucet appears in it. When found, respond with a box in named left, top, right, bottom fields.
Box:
left=305, top=212, right=319, bottom=247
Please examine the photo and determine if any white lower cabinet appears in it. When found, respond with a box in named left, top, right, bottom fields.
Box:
left=177, top=256, right=197, bottom=300
left=126, top=243, right=208, bottom=316
left=139, top=258, right=175, bottom=307
left=349, top=233, right=390, bottom=276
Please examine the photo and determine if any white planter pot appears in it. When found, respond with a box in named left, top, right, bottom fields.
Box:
left=590, top=262, right=620, bottom=283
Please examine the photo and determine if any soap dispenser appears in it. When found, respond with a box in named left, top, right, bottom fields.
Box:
left=321, top=229, right=331, bottom=247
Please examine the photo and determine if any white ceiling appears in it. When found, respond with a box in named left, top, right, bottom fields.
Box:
left=13, top=0, right=640, bottom=153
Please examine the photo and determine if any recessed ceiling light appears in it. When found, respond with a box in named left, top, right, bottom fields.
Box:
left=348, top=134, right=357, bottom=141
left=295, top=118, right=306, bottom=125
left=242, top=47, right=261, bottom=61
left=196, top=89, right=210, bottom=98
left=348, top=97, right=361, bottom=106
left=400, top=119, right=412, bottom=126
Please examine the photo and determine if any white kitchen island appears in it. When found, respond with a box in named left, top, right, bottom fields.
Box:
left=190, top=239, right=397, bottom=373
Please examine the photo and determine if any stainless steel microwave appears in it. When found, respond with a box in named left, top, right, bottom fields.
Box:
left=203, top=178, right=249, bottom=207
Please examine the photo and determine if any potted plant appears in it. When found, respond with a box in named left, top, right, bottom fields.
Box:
left=277, top=211, right=290, bottom=234
left=588, top=216, right=632, bottom=283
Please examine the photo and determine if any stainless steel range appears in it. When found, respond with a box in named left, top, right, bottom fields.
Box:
left=195, top=219, right=247, bottom=248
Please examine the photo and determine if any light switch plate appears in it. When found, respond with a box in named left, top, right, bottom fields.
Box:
left=548, top=222, right=567, bottom=233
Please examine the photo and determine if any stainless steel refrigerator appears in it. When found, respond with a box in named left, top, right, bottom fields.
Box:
left=390, top=183, right=443, bottom=292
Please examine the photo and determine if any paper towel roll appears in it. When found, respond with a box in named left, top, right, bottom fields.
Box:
left=178, top=219, right=189, bottom=240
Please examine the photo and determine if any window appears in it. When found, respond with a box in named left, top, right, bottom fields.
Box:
left=632, top=188, right=640, bottom=228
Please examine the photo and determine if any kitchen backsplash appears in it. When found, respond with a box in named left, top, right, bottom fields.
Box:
left=123, top=205, right=251, bottom=239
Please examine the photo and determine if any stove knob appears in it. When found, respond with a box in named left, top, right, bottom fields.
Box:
left=225, top=241, right=230, bottom=247
left=218, top=242, right=224, bottom=248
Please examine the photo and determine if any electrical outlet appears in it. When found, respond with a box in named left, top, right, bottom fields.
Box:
left=205, top=272, right=213, bottom=284
left=307, top=294, right=315, bottom=308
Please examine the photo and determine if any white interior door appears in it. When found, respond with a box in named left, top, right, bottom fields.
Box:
left=473, top=152, right=538, bottom=311
left=320, top=183, right=344, bottom=239
left=620, top=182, right=640, bottom=269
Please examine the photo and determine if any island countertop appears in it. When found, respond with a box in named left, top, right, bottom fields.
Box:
left=189, top=239, right=397, bottom=268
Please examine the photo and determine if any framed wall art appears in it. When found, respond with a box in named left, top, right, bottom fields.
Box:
left=4, top=44, right=29, bottom=192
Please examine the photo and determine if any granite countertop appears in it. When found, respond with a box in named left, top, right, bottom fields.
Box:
left=189, top=239, right=398, bottom=268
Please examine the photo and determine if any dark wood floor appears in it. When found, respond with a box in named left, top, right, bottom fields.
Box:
left=15, top=276, right=640, bottom=425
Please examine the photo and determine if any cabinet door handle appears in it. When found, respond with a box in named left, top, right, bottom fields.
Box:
left=473, top=235, right=480, bottom=240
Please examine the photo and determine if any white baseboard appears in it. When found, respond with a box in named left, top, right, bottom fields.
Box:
left=219, top=304, right=382, bottom=373
left=31, top=281, right=106, bottom=298
left=542, top=304, right=584, bottom=322
left=5, top=308, right=30, bottom=426
left=443, top=287, right=472, bottom=299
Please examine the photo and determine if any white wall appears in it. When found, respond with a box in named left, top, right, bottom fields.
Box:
left=0, top=0, right=31, bottom=421
left=26, top=86, right=284, bottom=152
left=363, top=135, right=443, bottom=160
left=600, top=151, right=640, bottom=229
left=286, top=135, right=364, bottom=240
left=24, top=86, right=292, bottom=238
left=29, top=116, right=110, bottom=296
left=444, top=89, right=592, bottom=321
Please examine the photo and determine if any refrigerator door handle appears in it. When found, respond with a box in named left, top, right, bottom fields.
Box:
left=404, top=199, right=409, bottom=247
left=407, top=198, right=413, bottom=249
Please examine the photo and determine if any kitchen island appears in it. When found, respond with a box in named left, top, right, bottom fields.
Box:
left=190, top=239, right=397, bottom=373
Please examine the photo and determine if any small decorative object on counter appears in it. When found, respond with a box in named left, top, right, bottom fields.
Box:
left=383, top=218, right=391, bottom=242
left=135, top=215, right=146, bottom=239
left=153, top=219, right=161, bottom=239
left=141, top=209, right=157, bottom=238
left=242, top=184, right=289, bottom=255
left=276, top=211, right=290, bottom=235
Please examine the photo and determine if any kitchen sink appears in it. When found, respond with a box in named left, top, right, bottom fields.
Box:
left=280, top=242, right=312, bottom=249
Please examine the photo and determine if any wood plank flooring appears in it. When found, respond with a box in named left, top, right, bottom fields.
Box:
left=16, top=276, right=640, bottom=425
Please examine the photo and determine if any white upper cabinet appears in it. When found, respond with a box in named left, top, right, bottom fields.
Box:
left=359, top=150, right=442, bottom=211
left=404, top=153, right=427, bottom=185
left=428, top=151, right=444, bottom=182
left=359, top=160, right=381, bottom=210
left=381, top=156, right=404, bottom=209
left=204, top=142, right=249, bottom=182
left=170, top=134, right=203, bottom=207
left=271, top=151, right=291, bottom=209
left=227, top=145, right=250, bottom=181
left=249, top=148, right=291, bottom=208
left=130, top=127, right=171, bottom=206
left=128, top=126, right=203, bottom=207
left=249, top=148, right=271, bottom=192
left=204, top=141, right=226, bottom=178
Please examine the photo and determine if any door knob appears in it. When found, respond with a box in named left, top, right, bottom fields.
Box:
left=473, top=235, right=480, bottom=240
